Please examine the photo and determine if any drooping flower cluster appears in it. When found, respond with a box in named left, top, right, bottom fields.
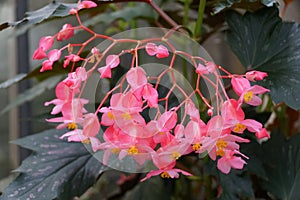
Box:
left=34, top=1, right=270, bottom=181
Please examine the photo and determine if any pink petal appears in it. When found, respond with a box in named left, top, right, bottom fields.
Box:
left=39, top=36, right=54, bottom=51
left=56, top=24, right=74, bottom=41
left=196, top=63, right=209, bottom=75
left=249, top=85, right=270, bottom=94
left=217, top=157, right=231, bottom=174
left=126, top=67, right=147, bottom=90
left=156, top=45, right=169, bottom=58
left=83, top=113, right=100, bottom=137
left=229, top=156, right=246, bottom=170
left=78, top=0, right=98, bottom=9
left=231, top=77, right=250, bottom=96
left=246, top=70, right=268, bottom=81
left=106, top=55, right=120, bottom=69
left=145, top=43, right=157, bottom=56
left=98, top=66, right=112, bottom=78
left=32, top=47, right=47, bottom=60
left=247, top=95, right=262, bottom=106
left=255, top=128, right=270, bottom=139
left=142, top=84, right=158, bottom=108
left=40, top=60, right=54, bottom=72
left=48, top=49, right=61, bottom=62
left=242, top=119, right=262, bottom=132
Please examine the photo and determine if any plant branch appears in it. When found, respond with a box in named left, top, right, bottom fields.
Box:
left=96, top=0, right=179, bottom=28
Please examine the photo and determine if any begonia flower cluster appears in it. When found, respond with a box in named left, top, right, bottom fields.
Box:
left=33, top=1, right=270, bottom=181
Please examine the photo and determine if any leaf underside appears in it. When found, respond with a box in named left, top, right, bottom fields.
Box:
left=0, top=129, right=106, bottom=200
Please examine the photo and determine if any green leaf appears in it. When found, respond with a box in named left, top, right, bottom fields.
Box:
left=251, top=130, right=300, bottom=200
left=0, top=129, right=107, bottom=200
left=226, top=7, right=300, bottom=109
left=122, top=177, right=170, bottom=200
left=212, top=0, right=276, bottom=14
left=82, top=3, right=157, bottom=28
left=204, top=160, right=254, bottom=200
left=0, top=1, right=77, bottom=31
left=0, top=74, right=27, bottom=89
left=0, top=76, right=62, bottom=114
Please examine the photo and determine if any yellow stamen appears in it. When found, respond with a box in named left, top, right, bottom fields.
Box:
left=243, top=91, right=254, bottom=102
left=216, top=139, right=227, bottom=157
left=233, top=123, right=246, bottom=132
left=107, top=112, right=114, bottom=119
left=159, top=131, right=165, bottom=135
left=192, top=143, right=201, bottom=151
left=171, top=151, right=181, bottom=160
left=82, top=138, right=90, bottom=144
left=216, top=149, right=225, bottom=157
left=128, top=146, right=138, bottom=155
left=121, top=112, right=132, bottom=120
left=67, top=122, right=78, bottom=130
left=216, top=139, right=227, bottom=149
left=161, top=172, right=170, bottom=178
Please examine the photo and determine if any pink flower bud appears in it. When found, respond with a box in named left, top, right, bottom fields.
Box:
left=145, top=43, right=169, bottom=58
left=32, top=47, right=47, bottom=60
left=78, top=1, right=97, bottom=10
left=39, top=36, right=54, bottom=51
left=207, top=108, right=213, bottom=116
left=196, top=63, right=209, bottom=75
left=69, top=8, right=78, bottom=15
left=246, top=71, right=268, bottom=82
left=255, top=128, right=270, bottom=140
left=56, top=24, right=74, bottom=41
left=40, top=60, right=54, bottom=72
left=91, top=47, right=100, bottom=55
left=48, top=49, right=61, bottom=62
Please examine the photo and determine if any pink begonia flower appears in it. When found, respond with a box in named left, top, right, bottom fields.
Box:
left=197, top=115, right=249, bottom=160
left=56, top=24, right=74, bottom=41
left=231, top=77, right=269, bottom=107
left=100, top=92, right=145, bottom=134
left=77, top=0, right=97, bottom=10
left=126, top=67, right=158, bottom=107
left=184, top=120, right=207, bottom=152
left=152, top=140, right=192, bottom=169
left=64, top=54, right=82, bottom=68
left=145, top=43, right=169, bottom=58
left=63, top=67, right=87, bottom=90
left=40, top=49, right=62, bottom=72
left=217, top=150, right=247, bottom=174
left=32, top=36, right=54, bottom=60
left=148, top=111, right=178, bottom=146
left=47, top=98, right=88, bottom=130
left=60, top=129, right=101, bottom=152
left=255, top=128, right=270, bottom=140
left=222, top=99, right=263, bottom=134
left=98, top=55, right=120, bottom=78
left=44, top=82, right=72, bottom=115
left=141, top=167, right=192, bottom=182
left=196, top=62, right=216, bottom=75
left=245, top=70, right=268, bottom=82
left=98, top=125, right=154, bottom=166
